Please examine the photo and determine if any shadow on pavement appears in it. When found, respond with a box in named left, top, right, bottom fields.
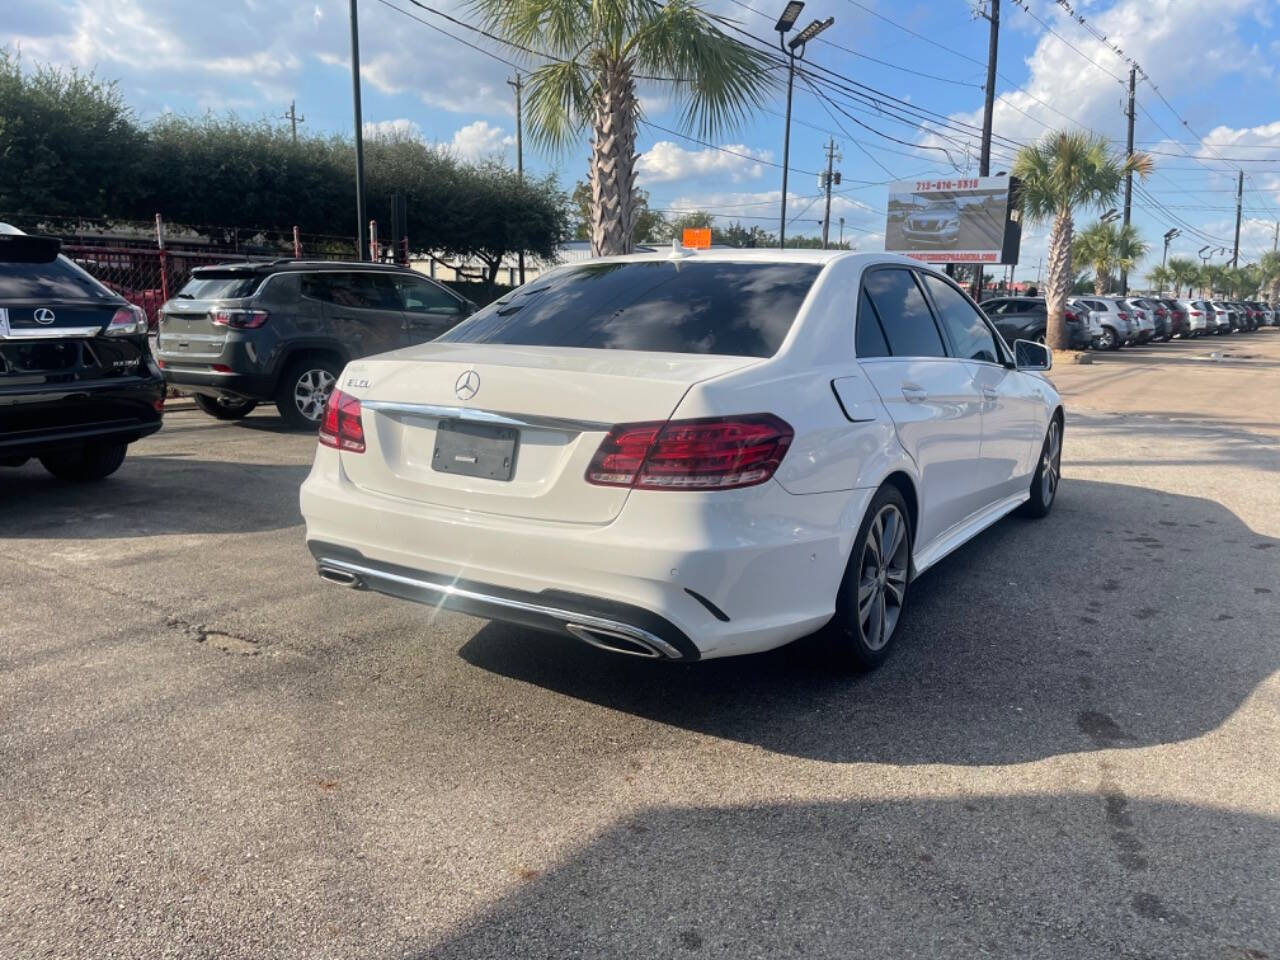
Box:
left=0, top=454, right=308, bottom=537
left=417, top=796, right=1279, bottom=959
left=460, top=479, right=1279, bottom=765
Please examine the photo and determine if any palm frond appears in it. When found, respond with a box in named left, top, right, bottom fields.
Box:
left=466, top=0, right=589, bottom=58
left=523, top=60, right=593, bottom=151
left=627, top=0, right=776, bottom=140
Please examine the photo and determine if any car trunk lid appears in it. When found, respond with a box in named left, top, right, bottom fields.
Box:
left=338, top=343, right=760, bottom=524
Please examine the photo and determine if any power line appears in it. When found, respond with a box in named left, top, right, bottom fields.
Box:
left=368, top=0, right=522, bottom=69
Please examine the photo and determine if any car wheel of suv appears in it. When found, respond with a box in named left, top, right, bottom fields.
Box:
left=193, top=393, right=258, bottom=421
left=39, top=442, right=128, bottom=482
left=1019, top=417, right=1062, bottom=519
left=276, top=358, right=339, bottom=429
left=1095, top=325, right=1118, bottom=351
left=826, top=485, right=913, bottom=671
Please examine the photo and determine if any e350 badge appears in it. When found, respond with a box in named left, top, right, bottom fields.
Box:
left=346, top=377, right=370, bottom=389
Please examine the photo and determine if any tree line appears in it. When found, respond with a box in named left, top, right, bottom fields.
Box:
left=0, top=52, right=568, bottom=281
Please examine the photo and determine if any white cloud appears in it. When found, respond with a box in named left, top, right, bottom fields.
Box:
left=448, top=120, right=514, bottom=161
left=364, top=118, right=424, bottom=141
left=638, top=141, right=772, bottom=185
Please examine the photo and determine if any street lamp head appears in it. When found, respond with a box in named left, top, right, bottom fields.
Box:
left=1100, top=208, right=1119, bottom=223
left=1198, top=245, right=1211, bottom=256
left=1164, top=228, right=1180, bottom=241
left=775, top=1, right=804, bottom=33
left=788, top=16, right=834, bottom=49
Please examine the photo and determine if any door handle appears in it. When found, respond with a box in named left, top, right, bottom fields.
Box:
left=901, top=384, right=927, bottom=403
left=981, top=384, right=998, bottom=399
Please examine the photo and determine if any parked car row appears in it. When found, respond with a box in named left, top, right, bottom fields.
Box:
left=982, top=294, right=1276, bottom=352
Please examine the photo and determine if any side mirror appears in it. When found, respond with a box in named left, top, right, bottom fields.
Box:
left=1013, top=338, right=1052, bottom=372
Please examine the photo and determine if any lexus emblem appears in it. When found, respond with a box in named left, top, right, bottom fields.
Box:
left=33, top=308, right=56, bottom=325
left=454, top=369, right=480, bottom=400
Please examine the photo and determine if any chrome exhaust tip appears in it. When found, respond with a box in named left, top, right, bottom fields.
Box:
left=318, top=565, right=362, bottom=588
left=565, top=623, right=664, bottom=659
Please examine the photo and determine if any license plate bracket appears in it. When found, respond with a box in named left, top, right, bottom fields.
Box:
left=432, top=420, right=518, bottom=481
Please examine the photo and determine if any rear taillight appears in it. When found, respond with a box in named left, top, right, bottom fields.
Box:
left=318, top=388, right=365, bottom=453
left=1065, top=310, right=1079, bottom=322
left=586, top=414, right=793, bottom=490
left=1117, top=311, right=1129, bottom=319
left=103, top=305, right=148, bottom=337
left=211, top=309, right=269, bottom=329
left=1190, top=311, right=1203, bottom=317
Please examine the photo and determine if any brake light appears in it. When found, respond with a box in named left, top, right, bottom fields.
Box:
left=210, top=309, right=269, bottom=329
left=318, top=388, right=365, bottom=453
left=1117, top=311, right=1129, bottom=320
left=103, top=305, right=148, bottom=336
left=586, top=414, right=793, bottom=490
left=1065, top=309, right=1079, bottom=322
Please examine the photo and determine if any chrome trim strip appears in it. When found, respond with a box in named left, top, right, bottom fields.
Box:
left=361, top=399, right=611, bottom=434
left=316, top=556, right=683, bottom=659
left=158, top=332, right=223, bottom=343
left=1, top=325, right=102, bottom=340
left=565, top=623, right=662, bottom=659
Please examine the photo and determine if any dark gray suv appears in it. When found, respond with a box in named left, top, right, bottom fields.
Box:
left=156, top=261, right=474, bottom=427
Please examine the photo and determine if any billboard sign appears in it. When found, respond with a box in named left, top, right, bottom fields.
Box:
left=884, top=175, right=1021, bottom=265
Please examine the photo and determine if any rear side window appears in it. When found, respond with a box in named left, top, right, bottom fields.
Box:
left=0, top=254, right=115, bottom=300
left=861, top=268, right=947, bottom=358
left=438, top=261, right=821, bottom=358
left=176, top=275, right=262, bottom=300
left=921, top=274, right=999, bottom=363
left=395, top=275, right=463, bottom=315
left=302, top=272, right=400, bottom=310
left=855, top=289, right=891, bottom=358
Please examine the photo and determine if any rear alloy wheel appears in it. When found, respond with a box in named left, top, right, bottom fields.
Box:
left=1094, top=325, right=1117, bottom=351
left=1019, top=418, right=1062, bottom=518
left=40, top=442, right=128, bottom=482
left=827, top=486, right=912, bottom=670
left=193, top=393, right=258, bottom=421
left=276, top=359, right=339, bottom=429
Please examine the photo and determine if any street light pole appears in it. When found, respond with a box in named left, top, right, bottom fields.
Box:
left=349, top=0, right=367, bottom=261
left=1161, top=228, right=1179, bottom=268
left=775, top=4, right=832, bottom=249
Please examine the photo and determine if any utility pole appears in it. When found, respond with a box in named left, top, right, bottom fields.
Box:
left=1119, top=65, right=1135, bottom=294
left=508, top=75, right=526, bottom=285
left=1232, top=169, right=1243, bottom=268
left=1273, top=220, right=1278, bottom=251
left=975, top=0, right=999, bottom=298
left=349, top=0, right=367, bottom=261
left=839, top=217, right=845, bottom=247
left=282, top=100, right=305, bottom=143
left=820, top=138, right=840, bottom=249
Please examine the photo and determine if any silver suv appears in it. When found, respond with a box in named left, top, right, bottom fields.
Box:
left=1068, top=296, right=1135, bottom=350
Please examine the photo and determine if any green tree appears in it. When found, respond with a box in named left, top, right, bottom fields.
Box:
left=471, top=0, right=774, bottom=256
left=1257, top=250, right=1280, bottom=301
left=1166, top=256, right=1198, bottom=298
left=1012, top=131, right=1153, bottom=350
left=1147, top=264, right=1173, bottom=296
left=1073, top=221, right=1118, bottom=295
left=0, top=50, right=145, bottom=224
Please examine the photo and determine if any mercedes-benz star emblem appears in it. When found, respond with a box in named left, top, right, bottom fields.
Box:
left=33, top=308, right=56, bottom=325
left=454, top=369, right=480, bottom=400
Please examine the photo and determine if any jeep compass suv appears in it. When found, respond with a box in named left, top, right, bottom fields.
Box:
left=157, top=261, right=474, bottom=428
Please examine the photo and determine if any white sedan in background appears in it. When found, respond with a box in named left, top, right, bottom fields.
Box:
left=301, top=249, right=1063, bottom=668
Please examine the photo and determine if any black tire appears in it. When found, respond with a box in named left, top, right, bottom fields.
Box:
left=275, top=356, right=340, bottom=430
left=1100, top=325, right=1121, bottom=351
left=824, top=485, right=913, bottom=671
left=1018, top=417, right=1062, bottom=519
left=193, top=393, right=258, bottom=421
left=40, top=442, right=128, bottom=482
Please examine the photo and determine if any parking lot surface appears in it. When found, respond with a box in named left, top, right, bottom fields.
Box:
left=3, top=333, right=1279, bottom=959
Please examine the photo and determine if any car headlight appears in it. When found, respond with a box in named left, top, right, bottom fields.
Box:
left=103, top=304, right=149, bottom=336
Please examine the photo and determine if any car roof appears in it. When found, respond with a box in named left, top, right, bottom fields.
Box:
left=578, top=248, right=938, bottom=271
left=190, top=259, right=416, bottom=276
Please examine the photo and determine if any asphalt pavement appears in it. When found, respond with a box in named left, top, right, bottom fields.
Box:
left=2, top=332, right=1278, bottom=959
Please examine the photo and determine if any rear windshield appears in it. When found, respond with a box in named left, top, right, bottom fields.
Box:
left=438, top=260, right=822, bottom=358
left=175, top=274, right=263, bottom=300
left=0, top=255, right=116, bottom=301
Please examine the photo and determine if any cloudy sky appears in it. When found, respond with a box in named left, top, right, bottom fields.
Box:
left=7, top=0, right=1280, bottom=279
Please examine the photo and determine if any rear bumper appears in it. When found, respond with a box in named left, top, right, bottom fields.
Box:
left=300, top=447, right=862, bottom=660
left=0, top=375, right=164, bottom=458
left=160, top=365, right=275, bottom=401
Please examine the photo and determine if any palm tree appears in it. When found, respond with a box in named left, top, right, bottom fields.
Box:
left=1072, top=221, right=1117, bottom=295
left=1201, top=264, right=1226, bottom=298
left=1258, top=250, right=1280, bottom=302
left=1013, top=131, right=1153, bottom=350
left=1111, top=223, right=1149, bottom=287
left=1167, top=256, right=1198, bottom=298
left=471, top=0, right=775, bottom=256
left=1148, top=264, right=1173, bottom=296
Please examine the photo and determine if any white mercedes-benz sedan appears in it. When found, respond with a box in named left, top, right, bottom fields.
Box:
left=300, top=249, right=1062, bottom=668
